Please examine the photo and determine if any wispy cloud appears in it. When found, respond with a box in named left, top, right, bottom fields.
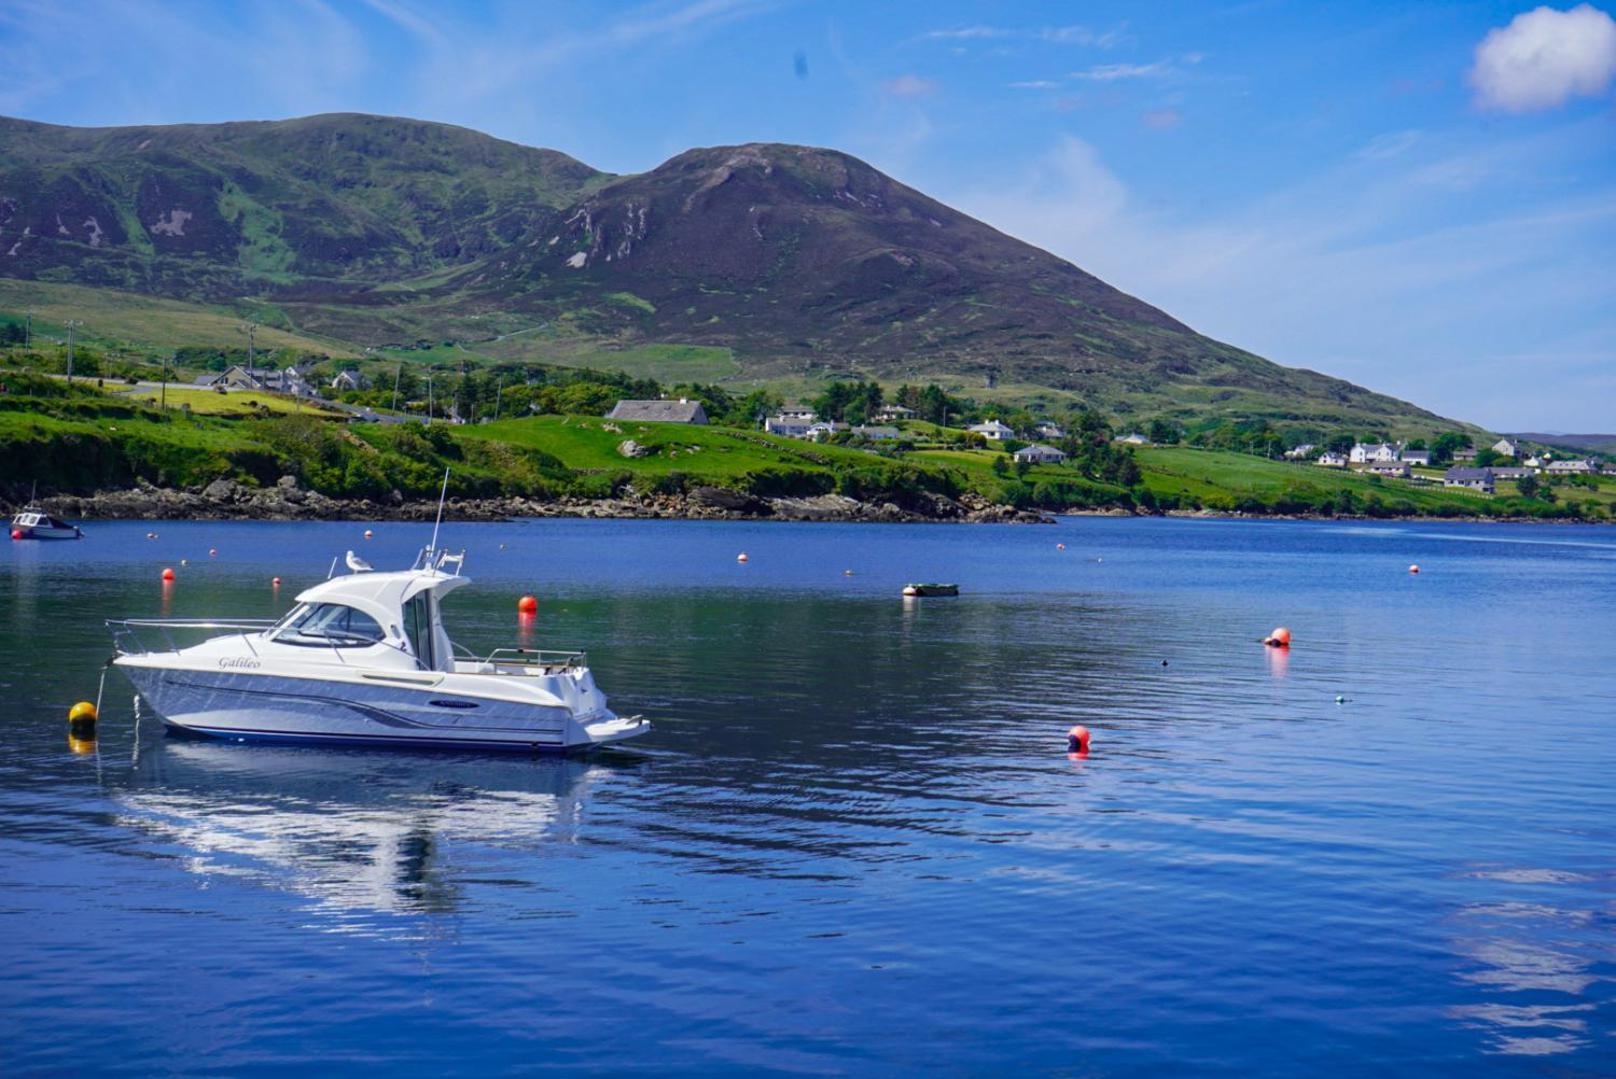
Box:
left=1072, top=60, right=1175, bottom=81
left=1142, top=108, right=1181, bottom=130
left=1009, top=80, right=1062, bottom=90
left=922, top=23, right=1123, bottom=47
left=1356, top=129, right=1422, bottom=160
left=884, top=74, right=939, bottom=97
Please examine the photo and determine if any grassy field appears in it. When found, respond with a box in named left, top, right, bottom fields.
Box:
left=118, top=386, right=349, bottom=418
left=0, top=279, right=356, bottom=357
left=1135, top=446, right=1495, bottom=512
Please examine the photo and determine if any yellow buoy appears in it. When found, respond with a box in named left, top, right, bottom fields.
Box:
left=68, top=701, right=98, bottom=724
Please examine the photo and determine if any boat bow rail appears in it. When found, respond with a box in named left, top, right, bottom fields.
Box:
left=107, top=618, right=277, bottom=657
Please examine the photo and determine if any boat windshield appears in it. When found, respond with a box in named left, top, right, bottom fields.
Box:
left=272, top=603, right=387, bottom=648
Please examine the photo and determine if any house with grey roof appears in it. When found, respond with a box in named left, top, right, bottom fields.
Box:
left=968, top=420, right=1015, bottom=441
left=1316, top=451, right=1348, bottom=468
left=1453, top=447, right=1478, bottom=463
left=1365, top=460, right=1410, bottom=478
left=1400, top=449, right=1432, bottom=466
left=1545, top=458, right=1599, bottom=475
left=1444, top=467, right=1495, bottom=493
left=852, top=425, right=901, bottom=440
left=764, top=415, right=815, bottom=438
left=1014, top=444, right=1067, bottom=464
left=606, top=399, right=709, bottom=424
left=1489, top=466, right=1535, bottom=480
left=1491, top=437, right=1519, bottom=458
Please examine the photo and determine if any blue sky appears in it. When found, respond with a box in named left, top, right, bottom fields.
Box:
left=1, top=1, right=1613, bottom=430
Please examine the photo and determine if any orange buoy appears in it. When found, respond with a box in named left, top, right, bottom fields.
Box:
left=1408, top=564, right=1420, bottom=574
left=1067, top=725, right=1091, bottom=754
left=161, top=567, right=175, bottom=582
left=1263, top=626, right=1292, bottom=648
left=518, top=595, right=538, bottom=614
left=736, top=552, right=749, bottom=563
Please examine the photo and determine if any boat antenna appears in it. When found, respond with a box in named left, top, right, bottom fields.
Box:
left=428, top=466, right=450, bottom=558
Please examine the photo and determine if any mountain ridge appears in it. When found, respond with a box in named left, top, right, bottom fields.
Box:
left=0, top=112, right=1460, bottom=431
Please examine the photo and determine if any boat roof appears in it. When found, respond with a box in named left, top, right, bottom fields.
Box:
left=295, top=567, right=469, bottom=619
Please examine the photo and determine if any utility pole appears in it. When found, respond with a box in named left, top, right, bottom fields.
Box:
left=494, top=375, right=504, bottom=422
left=64, top=320, right=83, bottom=381
left=426, top=375, right=433, bottom=425
left=240, top=322, right=258, bottom=378
left=392, top=363, right=402, bottom=412
left=23, top=309, right=31, bottom=349
left=161, top=352, right=173, bottom=409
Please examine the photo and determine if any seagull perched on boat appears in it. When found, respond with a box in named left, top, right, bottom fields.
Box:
left=345, top=550, right=373, bottom=573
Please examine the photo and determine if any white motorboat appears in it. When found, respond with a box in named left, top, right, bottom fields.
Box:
left=11, top=503, right=82, bottom=540
left=107, top=546, right=649, bottom=752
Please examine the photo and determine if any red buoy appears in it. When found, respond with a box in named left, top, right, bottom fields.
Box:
left=518, top=595, right=538, bottom=614
left=364, top=529, right=374, bottom=539
left=1408, top=564, right=1420, bottom=574
left=272, top=576, right=281, bottom=587
left=736, top=552, right=749, bottom=563
left=1067, top=725, right=1091, bottom=754
left=208, top=548, right=218, bottom=557
left=9, top=529, right=21, bottom=540
left=1263, top=626, right=1292, bottom=648
left=161, top=567, right=176, bottom=582
left=1057, top=543, right=1066, bottom=550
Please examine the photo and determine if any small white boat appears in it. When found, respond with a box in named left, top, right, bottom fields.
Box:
left=108, top=546, right=649, bottom=752
left=10, top=503, right=82, bottom=540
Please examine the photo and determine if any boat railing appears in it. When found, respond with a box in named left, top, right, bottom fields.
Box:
left=106, top=618, right=276, bottom=657
left=476, top=646, right=589, bottom=672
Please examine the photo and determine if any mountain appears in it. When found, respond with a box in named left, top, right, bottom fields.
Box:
left=0, top=113, right=606, bottom=292
left=0, top=113, right=1459, bottom=430
left=1511, top=433, right=1616, bottom=456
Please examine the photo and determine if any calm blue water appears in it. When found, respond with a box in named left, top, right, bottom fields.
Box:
left=2, top=517, right=1613, bottom=1074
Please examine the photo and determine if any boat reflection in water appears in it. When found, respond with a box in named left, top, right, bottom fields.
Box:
left=111, top=737, right=618, bottom=918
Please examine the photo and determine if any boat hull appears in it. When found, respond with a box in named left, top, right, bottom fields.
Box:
left=11, top=524, right=81, bottom=540
left=118, top=663, right=648, bottom=752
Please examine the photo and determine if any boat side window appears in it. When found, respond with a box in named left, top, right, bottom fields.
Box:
left=402, top=592, right=433, bottom=669
left=273, top=603, right=386, bottom=647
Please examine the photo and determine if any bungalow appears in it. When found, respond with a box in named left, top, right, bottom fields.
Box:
left=1316, top=451, right=1348, bottom=468
left=606, top=399, right=709, bottom=424
left=1523, top=455, right=1546, bottom=468
left=1492, top=438, right=1519, bottom=458
left=1350, top=441, right=1399, bottom=463
left=778, top=404, right=817, bottom=422
left=806, top=421, right=848, bottom=441
left=764, top=415, right=816, bottom=438
left=1014, top=444, right=1067, bottom=465
left=1444, top=467, right=1495, bottom=493
left=1117, top=432, right=1150, bottom=445
left=968, top=420, right=1015, bottom=441
left=259, top=367, right=317, bottom=397
left=1453, top=447, right=1478, bottom=463
left=196, top=364, right=264, bottom=391
left=875, top=404, right=916, bottom=421
left=1400, top=449, right=1432, bottom=466
left=1490, top=466, right=1535, bottom=480
left=1283, top=443, right=1317, bottom=459
left=1365, top=460, right=1410, bottom=478
left=1034, top=421, right=1066, bottom=440
left=330, top=369, right=369, bottom=392
left=852, top=425, right=901, bottom=440
left=1546, top=458, right=1599, bottom=475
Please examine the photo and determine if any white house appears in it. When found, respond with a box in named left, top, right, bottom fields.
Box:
left=1546, top=458, right=1599, bottom=475
left=1365, top=460, right=1411, bottom=478
left=330, top=369, right=368, bottom=392
left=875, top=404, right=916, bottom=421
left=1316, top=451, right=1348, bottom=468
left=1284, top=443, right=1316, bottom=459
left=764, top=415, right=816, bottom=438
left=1034, top=421, right=1066, bottom=440
left=806, top=421, right=848, bottom=441
left=969, top=420, right=1015, bottom=441
left=1400, top=449, right=1432, bottom=466
left=1445, top=467, right=1495, bottom=493
left=1350, top=442, right=1399, bottom=463
left=1013, top=444, right=1067, bottom=465
left=1117, top=432, right=1150, bottom=445
left=1491, top=438, right=1519, bottom=458
left=778, top=404, right=817, bottom=422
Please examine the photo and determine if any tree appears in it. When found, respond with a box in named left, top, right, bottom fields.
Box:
left=1432, top=432, right=1469, bottom=466
left=1516, top=473, right=1540, bottom=499
left=992, top=455, right=1009, bottom=476
left=1474, top=448, right=1501, bottom=468
left=1148, top=418, right=1179, bottom=445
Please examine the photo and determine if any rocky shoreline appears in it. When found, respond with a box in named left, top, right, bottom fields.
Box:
left=17, top=477, right=1054, bottom=526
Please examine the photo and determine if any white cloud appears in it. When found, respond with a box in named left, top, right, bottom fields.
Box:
left=921, top=23, right=1121, bottom=47
left=1356, top=129, right=1422, bottom=160
left=1009, top=80, right=1062, bottom=90
left=883, top=74, right=939, bottom=97
left=1142, top=108, right=1181, bottom=130
left=1072, top=60, right=1174, bottom=81
left=1470, top=4, right=1616, bottom=112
